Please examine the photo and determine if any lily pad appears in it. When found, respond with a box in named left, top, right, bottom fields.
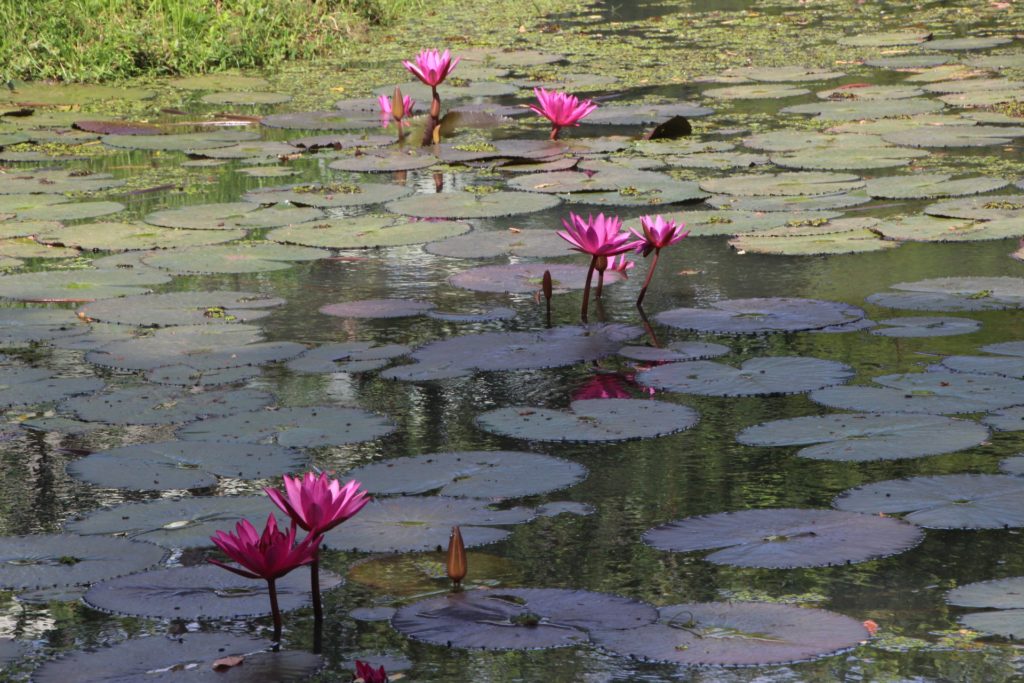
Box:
left=835, top=474, right=1024, bottom=529
left=426, top=307, right=517, bottom=323
left=323, top=496, right=534, bottom=553
left=145, top=364, right=263, bottom=387
left=966, top=52, right=1024, bottom=69
left=79, top=291, right=286, bottom=327
left=644, top=508, right=922, bottom=568
left=0, top=534, right=165, bottom=589
left=0, top=82, right=154, bottom=106
left=591, top=602, right=870, bottom=667
left=618, top=341, right=730, bottom=362
left=738, top=412, right=989, bottom=461
left=582, top=102, right=714, bottom=125
left=145, top=202, right=324, bottom=230
left=141, top=243, right=326, bottom=274
left=449, top=263, right=623, bottom=294
left=371, top=81, right=518, bottom=102
left=0, top=238, right=78, bottom=259
left=729, top=221, right=895, bottom=255
left=883, top=125, right=1024, bottom=147
left=176, top=406, right=396, bottom=447
left=84, top=564, right=340, bottom=620
left=665, top=151, right=770, bottom=169
left=927, top=36, right=1012, bottom=50
left=771, top=144, right=928, bottom=171
left=348, top=551, right=520, bottom=595
left=637, top=357, right=853, bottom=396
left=459, top=47, right=564, bottom=66
left=268, top=215, right=470, bottom=249
left=925, top=195, right=1024, bottom=221
left=0, top=367, right=103, bottom=408
left=947, top=577, right=1024, bottom=638
left=942, top=342, right=1024, bottom=379
left=285, top=342, right=409, bottom=374
left=708, top=192, right=871, bottom=212
left=31, top=633, right=322, bottom=683
left=475, top=398, right=699, bottom=443
left=344, top=450, right=586, bottom=498
left=386, top=190, right=560, bottom=219
left=873, top=215, right=1024, bottom=242
left=0, top=307, right=86, bottom=345
left=0, top=267, right=170, bottom=302
left=14, top=200, right=124, bottom=222
left=67, top=441, right=307, bottom=491
left=700, top=172, right=864, bottom=197
left=392, top=588, right=657, bottom=650
left=870, top=316, right=980, bottom=337
left=867, top=277, right=1024, bottom=311
left=818, top=85, right=924, bottom=100
left=102, top=130, right=260, bottom=151
left=840, top=30, right=932, bottom=47
left=656, top=297, right=864, bottom=334
left=320, top=298, right=435, bottom=319
left=425, top=228, right=572, bottom=258
left=38, top=222, right=246, bottom=251
left=169, top=74, right=270, bottom=90
left=260, top=110, right=379, bottom=130
left=380, top=325, right=640, bottom=381
left=327, top=150, right=437, bottom=173
left=190, top=141, right=300, bottom=159
left=200, top=91, right=291, bottom=105
left=782, top=98, right=944, bottom=120
left=62, top=386, right=273, bottom=425
left=244, top=182, right=413, bottom=208
left=704, top=84, right=810, bottom=99
left=0, top=170, right=124, bottom=195
left=719, top=66, right=846, bottom=82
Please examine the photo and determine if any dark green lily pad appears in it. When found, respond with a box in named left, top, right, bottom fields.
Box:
left=782, top=98, right=944, bottom=120
left=0, top=268, right=171, bottom=302
left=591, top=602, right=870, bottom=667
left=0, top=170, right=124, bottom=195
left=835, top=474, right=1024, bottom=528
left=79, top=291, right=285, bottom=327
left=244, top=182, right=413, bottom=208
left=320, top=298, right=435, bottom=319
left=449, top=263, right=623, bottom=294
left=708, top=191, right=871, bottom=212
left=38, top=222, right=246, bottom=251
left=0, top=367, right=103, bottom=407
left=583, top=102, right=714, bottom=125
left=871, top=316, right=980, bottom=337
left=925, top=194, right=1024, bottom=221
left=476, top=398, right=699, bottom=443
left=141, top=243, right=326, bottom=274
left=392, top=588, right=656, bottom=651
left=31, top=633, right=321, bottom=683
left=67, top=495, right=275, bottom=548
left=177, top=405, right=396, bottom=447
left=618, top=341, right=730, bottom=362
left=704, top=84, right=810, bottom=99
left=883, top=125, right=1024, bottom=147
left=0, top=534, right=164, bottom=589
left=700, top=172, right=864, bottom=197
left=386, top=190, right=559, bottom=219
left=14, top=200, right=124, bottom=221
left=200, top=91, right=291, bottom=105
left=0, top=308, right=87, bottom=345
left=637, top=357, right=853, bottom=396
left=260, top=110, right=379, bottom=130
left=644, top=508, right=922, bottom=568
left=328, top=150, right=437, bottom=173
left=656, top=297, right=864, bottom=334
left=268, top=215, right=470, bottom=249
left=102, top=130, right=259, bottom=151
left=345, top=450, right=586, bottom=498
left=840, top=30, right=932, bottom=47
left=425, top=228, right=572, bottom=258
left=739, top=413, right=989, bottom=461
left=380, top=325, right=640, bottom=381
left=84, top=564, right=340, bottom=619
left=324, top=496, right=534, bottom=553
left=285, top=342, right=409, bottom=374
left=146, top=202, right=325, bottom=230
left=927, top=36, right=1012, bottom=50
left=67, top=440, right=307, bottom=491
left=62, top=386, right=273, bottom=425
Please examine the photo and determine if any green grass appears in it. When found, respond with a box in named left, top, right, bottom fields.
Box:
left=0, top=0, right=425, bottom=82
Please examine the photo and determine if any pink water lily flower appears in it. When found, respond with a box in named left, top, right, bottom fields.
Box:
left=266, top=472, right=370, bottom=536
left=403, top=49, right=461, bottom=88
left=605, top=253, right=635, bottom=276
left=631, top=214, right=689, bottom=257
left=210, top=514, right=320, bottom=581
left=558, top=212, right=641, bottom=258
left=528, top=88, right=598, bottom=140
left=355, top=660, right=389, bottom=683
left=378, top=93, right=415, bottom=126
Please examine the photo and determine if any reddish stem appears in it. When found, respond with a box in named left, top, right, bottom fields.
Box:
left=595, top=269, right=605, bottom=299
left=636, top=248, right=660, bottom=308
left=311, top=557, right=323, bottom=654
left=268, top=578, right=282, bottom=643
left=581, top=255, right=597, bottom=323
left=549, top=126, right=560, bottom=141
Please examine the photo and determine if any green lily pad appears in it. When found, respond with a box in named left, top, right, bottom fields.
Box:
left=425, top=227, right=572, bottom=258
left=966, top=52, right=1024, bottom=69
left=146, top=364, right=262, bottom=386
left=146, top=202, right=324, bottom=230
left=62, top=385, right=273, bottom=425
left=700, top=172, right=864, bottom=197
left=37, top=222, right=246, bottom=251
left=169, top=74, right=271, bottom=90
left=925, top=194, right=1024, bottom=221
left=101, top=130, right=260, bottom=151
left=638, top=356, right=853, bottom=396
left=0, top=308, right=88, bottom=345
left=0, top=220, right=59, bottom=239
left=177, top=405, right=396, bottom=447
left=781, top=98, right=944, bottom=120
left=190, top=140, right=300, bottom=159
left=0, top=170, right=124, bottom=195
left=665, top=151, right=770, bottom=169
left=874, top=215, right=1023, bottom=242
left=0, top=238, right=78, bottom=259
left=268, top=215, right=470, bottom=249
left=244, top=182, right=413, bottom=208
left=320, top=298, right=435, bottom=319
left=719, top=66, right=846, bottom=82
left=459, top=47, right=564, bottom=66
left=839, top=30, right=932, bottom=47
left=948, top=577, right=1024, bottom=638
left=940, top=89, right=1024, bottom=107
left=449, top=263, right=623, bottom=294
left=771, top=144, right=928, bottom=171
left=625, top=209, right=841, bottom=237
left=0, top=268, right=170, bottom=302
left=79, top=291, right=286, bottom=327
left=558, top=175, right=707, bottom=207
left=883, top=125, right=1024, bottom=147
left=327, top=150, right=438, bottom=173
left=386, top=190, right=560, bottom=218
left=618, top=341, right=729, bottom=362
left=14, top=200, right=124, bottom=222
left=704, top=84, right=810, bottom=99
left=866, top=174, right=1010, bottom=199
left=200, top=91, right=291, bottom=105
left=709, top=191, right=871, bottom=212
left=871, top=316, right=981, bottom=337
left=0, top=366, right=103, bottom=407
left=0, top=82, right=154, bottom=106
left=0, top=194, right=68, bottom=213
left=656, top=297, right=865, bottom=334
left=259, top=110, right=379, bottom=130
left=926, top=36, right=1013, bottom=51
left=871, top=277, right=1024, bottom=311
left=865, top=55, right=951, bottom=68
left=141, top=242, right=326, bottom=274
left=730, top=222, right=896, bottom=255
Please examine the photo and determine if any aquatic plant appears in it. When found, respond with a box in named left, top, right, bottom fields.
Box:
left=404, top=48, right=460, bottom=140
left=447, top=525, right=467, bottom=589
left=528, top=87, right=598, bottom=140
left=355, top=660, right=389, bottom=682
left=377, top=88, right=415, bottom=134
left=557, top=212, right=641, bottom=321
left=595, top=253, right=635, bottom=299
left=630, top=214, right=688, bottom=307
left=209, top=514, right=321, bottom=643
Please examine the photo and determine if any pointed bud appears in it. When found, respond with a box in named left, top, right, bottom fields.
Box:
left=447, top=526, right=467, bottom=588
left=392, top=86, right=404, bottom=123
left=542, top=270, right=553, bottom=302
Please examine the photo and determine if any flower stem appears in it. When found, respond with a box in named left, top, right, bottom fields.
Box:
left=581, top=255, right=597, bottom=323
left=549, top=126, right=560, bottom=141
left=311, top=557, right=323, bottom=654
left=636, top=248, right=660, bottom=308
left=595, top=270, right=605, bottom=299
left=268, top=578, right=282, bottom=644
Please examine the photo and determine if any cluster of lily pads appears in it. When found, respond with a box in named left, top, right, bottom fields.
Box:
left=0, top=9, right=1023, bottom=681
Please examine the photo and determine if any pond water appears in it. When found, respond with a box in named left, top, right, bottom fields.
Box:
left=0, top=0, right=1024, bottom=680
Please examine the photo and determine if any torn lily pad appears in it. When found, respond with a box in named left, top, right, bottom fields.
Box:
left=0, top=534, right=165, bottom=589
left=835, top=474, right=1024, bottom=529
left=268, top=215, right=470, bottom=249
left=644, top=508, right=922, bottom=568
left=476, top=398, right=699, bottom=443
left=637, top=357, right=853, bottom=396
left=656, top=297, right=864, bottom=334
left=176, top=406, right=396, bottom=448
left=62, top=385, right=273, bottom=425
left=78, top=291, right=286, bottom=327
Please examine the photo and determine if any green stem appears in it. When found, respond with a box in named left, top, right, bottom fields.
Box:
left=636, top=248, right=660, bottom=308
left=581, top=255, right=597, bottom=323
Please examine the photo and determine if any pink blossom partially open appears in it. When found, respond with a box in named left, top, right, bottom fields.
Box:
left=557, top=212, right=642, bottom=257
left=378, top=93, right=415, bottom=126
left=528, top=88, right=597, bottom=138
left=266, top=472, right=370, bottom=537
left=209, top=514, right=320, bottom=581
left=355, top=660, right=388, bottom=683
left=403, top=49, right=460, bottom=88
left=604, top=253, right=635, bottom=276
left=631, top=214, right=689, bottom=257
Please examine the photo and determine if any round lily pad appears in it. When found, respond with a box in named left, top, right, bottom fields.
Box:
left=618, top=341, right=730, bottom=362
left=15, top=200, right=124, bottom=222
left=102, top=130, right=260, bottom=151
left=84, top=564, right=340, bottom=620
left=738, top=412, right=990, bottom=461
left=870, top=316, right=980, bottom=337
left=704, top=84, right=810, bottom=99
left=260, top=110, right=379, bottom=130
left=449, top=263, right=623, bottom=294
left=638, top=357, right=852, bottom=396
left=145, top=202, right=324, bottom=230
left=818, top=85, right=924, bottom=100
left=783, top=98, right=946, bottom=120
left=386, top=190, right=560, bottom=219
left=323, top=496, right=534, bottom=553
left=840, top=30, right=932, bottom=47
left=67, top=440, right=307, bottom=491
left=873, top=215, right=1023, bottom=242
left=78, top=291, right=286, bottom=327
left=62, top=386, right=273, bottom=425
left=268, top=215, right=470, bottom=249
left=348, top=550, right=521, bottom=595
left=942, top=342, right=1024, bottom=379
left=244, top=182, right=413, bottom=208
left=425, top=228, right=573, bottom=258
left=476, top=398, right=699, bottom=443
left=31, top=632, right=322, bottom=683
left=656, top=297, right=864, bottom=334
left=380, top=324, right=640, bottom=381
left=190, top=141, right=301, bottom=160
left=285, top=342, right=409, bottom=374
left=328, top=150, right=437, bottom=173
left=771, top=144, right=928, bottom=171
left=925, top=195, right=1024, bottom=221
left=38, top=222, right=246, bottom=252
left=426, top=307, right=517, bottom=323
left=200, top=91, right=291, bottom=105
left=577, top=102, right=713, bottom=126
left=666, top=151, right=770, bottom=169
left=985, top=406, right=1024, bottom=431
left=459, top=47, right=564, bottom=66
left=0, top=307, right=87, bottom=346
left=177, top=406, right=396, bottom=447
left=0, top=82, right=154, bottom=106
left=0, top=238, right=78, bottom=259
left=0, top=170, right=124, bottom=195
left=644, top=508, right=922, bottom=568
left=719, top=66, right=846, bottom=82
left=591, top=602, right=869, bottom=667
left=835, top=474, right=1024, bottom=529
left=883, top=125, right=1024, bottom=147
left=320, top=298, right=434, bottom=319
left=700, top=172, right=864, bottom=197
left=808, top=381, right=1003, bottom=414
left=170, top=74, right=270, bottom=90
left=927, top=36, right=1012, bottom=50
left=868, top=277, right=1024, bottom=311
left=345, top=450, right=586, bottom=498
left=0, top=267, right=170, bottom=302
left=392, top=588, right=657, bottom=650
left=865, top=54, right=952, bottom=68
left=141, top=243, right=326, bottom=274
left=0, top=367, right=103, bottom=408
left=557, top=175, right=708, bottom=207
left=708, top=191, right=871, bottom=212
left=0, top=534, right=165, bottom=589
left=729, top=221, right=895, bottom=255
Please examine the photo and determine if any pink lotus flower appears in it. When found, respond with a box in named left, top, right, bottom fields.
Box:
left=605, top=253, right=635, bottom=276
left=631, top=214, right=689, bottom=257
left=403, top=49, right=460, bottom=88
left=558, top=212, right=641, bottom=258
left=266, top=472, right=370, bottom=537
left=528, top=88, right=598, bottom=140
left=210, top=514, right=319, bottom=581
left=355, top=661, right=388, bottom=683
left=378, top=93, right=415, bottom=126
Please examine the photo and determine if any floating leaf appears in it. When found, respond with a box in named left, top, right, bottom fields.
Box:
left=729, top=221, right=895, bottom=255
left=584, top=103, right=713, bottom=125
left=319, top=298, right=435, bottom=319
left=285, top=342, right=409, bottom=374
left=0, top=170, right=124, bottom=195
left=708, top=191, right=871, bottom=212
left=867, top=277, right=1024, bottom=311
left=0, top=308, right=88, bottom=346
left=268, top=215, right=470, bottom=249
left=244, top=182, right=413, bottom=208
left=260, top=110, right=379, bottom=130
left=656, top=297, right=864, bottom=334
left=618, top=341, right=730, bottom=362
left=15, top=200, right=124, bottom=222
left=637, top=357, right=852, bottom=396
left=145, top=364, right=262, bottom=387
left=839, top=30, right=932, bottom=47
left=386, top=190, right=560, bottom=219
left=200, top=91, right=291, bottom=105
left=141, top=243, right=326, bottom=274
left=348, top=551, right=520, bottom=595
left=873, top=215, right=1024, bottom=242
left=782, top=98, right=944, bottom=120
left=37, top=222, right=246, bottom=251
left=62, top=386, right=272, bottom=425
left=717, top=66, right=846, bottom=82
left=102, top=130, right=259, bottom=151
left=327, top=150, right=437, bottom=173
left=700, top=172, right=864, bottom=197
left=0, top=534, right=165, bottom=589
left=177, top=406, right=396, bottom=447
left=449, top=263, right=623, bottom=294
left=704, top=84, right=810, bottom=99
left=78, top=291, right=286, bottom=327
left=883, top=125, right=1024, bottom=147
left=927, top=36, right=1012, bottom=50
left=146, top=202, right=324, bottom=230
left=0, top=82, right=154, bottom=106
left=870, top=316, right=980, bottom=337
left=0, top=367, right=103, bottom=408
left=0, top=267, right=170, bottom=302
left=925, top=194, right=1024, bottom=221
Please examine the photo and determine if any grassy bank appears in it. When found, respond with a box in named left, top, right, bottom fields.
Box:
left=0, top=0, right=426, bottom=82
